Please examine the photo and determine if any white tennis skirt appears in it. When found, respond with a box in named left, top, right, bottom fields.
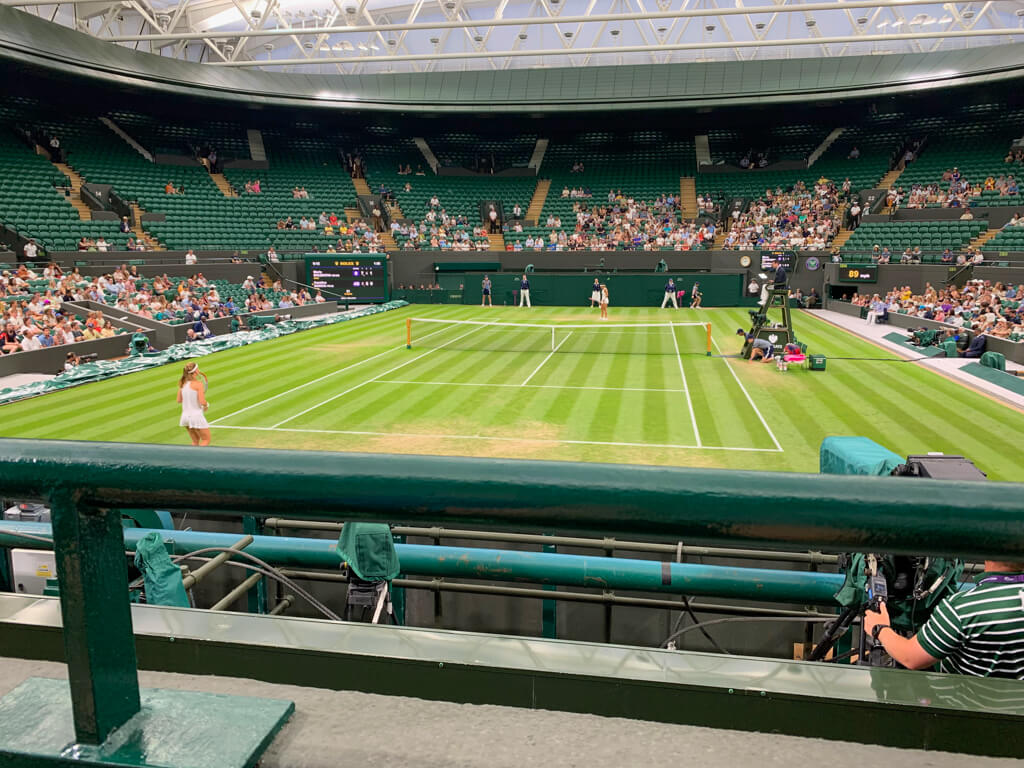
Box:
left=180, top=410, right=210, bottom=429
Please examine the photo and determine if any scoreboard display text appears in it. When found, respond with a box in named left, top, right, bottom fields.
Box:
left=761, top=250, right=796, bottom=272
left=837, top=265, right=878, bottom=283
left=304, top=255, right=389, bottom=302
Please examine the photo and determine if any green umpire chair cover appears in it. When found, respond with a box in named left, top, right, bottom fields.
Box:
left=336, top=522, right=400, bottom=582
left=980, top=351, right=1006, bottom=372
left=133, top=532, right=190, bottom=608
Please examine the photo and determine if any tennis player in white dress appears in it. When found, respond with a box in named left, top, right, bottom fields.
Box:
left=177, top=361, right=211, bottom=446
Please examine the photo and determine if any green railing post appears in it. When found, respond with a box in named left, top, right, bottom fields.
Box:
left=392, top=531, right=406, bottom=625
left=49, top=488, right=141, bottom=745
left=542, top=539, right=557, bottom=639
left=243, top=516, right=268, bottom=614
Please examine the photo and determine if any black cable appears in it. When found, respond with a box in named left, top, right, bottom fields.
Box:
left=662, top=616, right=836, bottom=648
left=676, top=595, right=731, bottom=655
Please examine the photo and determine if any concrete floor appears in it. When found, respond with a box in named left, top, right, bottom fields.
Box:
left=1, top=657, right=1020, bottom=768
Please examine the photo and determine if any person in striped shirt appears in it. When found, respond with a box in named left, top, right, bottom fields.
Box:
left=863, top=560, right=1024, bottom=677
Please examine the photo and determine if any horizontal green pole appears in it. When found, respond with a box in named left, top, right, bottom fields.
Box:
left=0, top=523, right=843, bottom=604
left=1, top=439, right=1023, bottom=560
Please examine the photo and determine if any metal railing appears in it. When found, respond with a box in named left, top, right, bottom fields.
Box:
left=1, top=438, right=1022, bottom=747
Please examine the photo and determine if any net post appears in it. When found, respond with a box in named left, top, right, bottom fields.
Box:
left=706, top=322, right=712, bottom=356
left=406, top=317, right=412, bottom=349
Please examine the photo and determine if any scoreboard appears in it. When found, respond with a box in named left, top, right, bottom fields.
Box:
left=304, top=255, right=389, bottom=302
left=836, top=264, right=878, bottom=283
left=761, top=250, right=796, bottom=272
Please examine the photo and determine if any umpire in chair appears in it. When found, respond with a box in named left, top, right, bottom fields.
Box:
left=337, top=522, right=401, bottom=624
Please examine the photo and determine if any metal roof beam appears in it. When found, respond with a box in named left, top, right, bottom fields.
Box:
left=211, top=25, right=1024, bottom=66
left=72, top=0, right=980, bottom=43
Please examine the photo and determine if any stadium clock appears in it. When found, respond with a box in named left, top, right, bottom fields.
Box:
left=739, top=255, right=752, bottom=268
left=304, top=255, right=390, bottom=302
left=837, top=265, right=878, bottom=283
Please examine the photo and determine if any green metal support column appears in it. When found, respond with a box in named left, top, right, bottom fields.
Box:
left=243, top=516, right=267, bottom=614
left=391, top=531, right=406, bottom=625
left=0, top=545, right=10, bottom=593
left=49, top=489, right=141, bottom=745
left=542, top=539, right=557, bottom=639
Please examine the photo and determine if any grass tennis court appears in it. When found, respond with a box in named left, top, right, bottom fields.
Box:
left=2, top=304, right=1024, bottom=480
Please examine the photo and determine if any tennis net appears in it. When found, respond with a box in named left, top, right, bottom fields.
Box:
left=406, top=318, right=712, bottom=356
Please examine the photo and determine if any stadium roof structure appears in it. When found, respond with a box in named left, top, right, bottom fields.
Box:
left=3, top=0, right=1024, bottom=75
left=1, top=0, right=1023, bottom=111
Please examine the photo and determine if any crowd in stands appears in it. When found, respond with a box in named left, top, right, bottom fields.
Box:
left=393, top=201, right=491, bottom=250
left=270, top=214, right=384, bottom=251
left=897, top=167, right=1020, bottom=209
left=509, top=191, right=717, bottom=252
left=719, top=179, right=844, bottom=251
left=850, top=279, right=1024, bottom=342
left=0, top=263, right=123, bottom=354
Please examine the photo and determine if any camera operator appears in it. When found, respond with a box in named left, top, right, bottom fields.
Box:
left=864, top=558, right=1024, bottom=677
left=64, top=352, right=80, bottom=372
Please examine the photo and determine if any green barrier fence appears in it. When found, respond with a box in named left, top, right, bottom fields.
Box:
left=0, top=440, right=1023, bottom=759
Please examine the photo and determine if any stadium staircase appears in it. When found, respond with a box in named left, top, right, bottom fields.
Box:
left=679, top=177, right=698, bottom=218
left=48, top=156, right=92, bottom=221
left=210, top=173, right=237, bottom=197
left=807, top=127, right=845, bottom=167
left=413, top=137, right=439, bottom=172
left=968, top=227, right=1001, bottom=251
left=353, top=177, right=371, bottom=196
left=832, top=228, right=854, bottom=250
left=99, top=116, right=152, bottom=162
left=527, top=139, right=549, bottom=172
left=526, top=179, right=551, bottom=223
left=878, top=167, right=904, bottom=189
left=129, top=203, right=163, bottom=250
left=487, top=233, right=505, bottom=251
left=694, top=135, right=711, bottom=166
left=246, top=129, right=266, bottom=162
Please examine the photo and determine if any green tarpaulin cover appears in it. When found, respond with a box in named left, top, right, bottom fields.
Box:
left=819, top=436, right=904, bottom=477
left=133, top=532, right=189, bottom=608
left=337, top=522, right=400, bottom=582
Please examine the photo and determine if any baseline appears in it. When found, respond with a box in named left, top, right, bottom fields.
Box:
left=209, top=424, right=783, bottom=453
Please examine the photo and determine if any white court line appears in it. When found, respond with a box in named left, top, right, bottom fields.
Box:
left=671, top=324, right=702, bottom=448
left=270, top=324, right=486, bottom=428
left=521, top=331, right=573, bottom=386
left=376, top=379, right=687, bottom=394
left=210, top=424, right=783, bottom=453
left=211, top=321, right=455, bottom=425
left=704, top=316, right=784, bottom=452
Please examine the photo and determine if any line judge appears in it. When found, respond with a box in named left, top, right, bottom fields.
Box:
left=519, top=274, right=531, bottom=308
